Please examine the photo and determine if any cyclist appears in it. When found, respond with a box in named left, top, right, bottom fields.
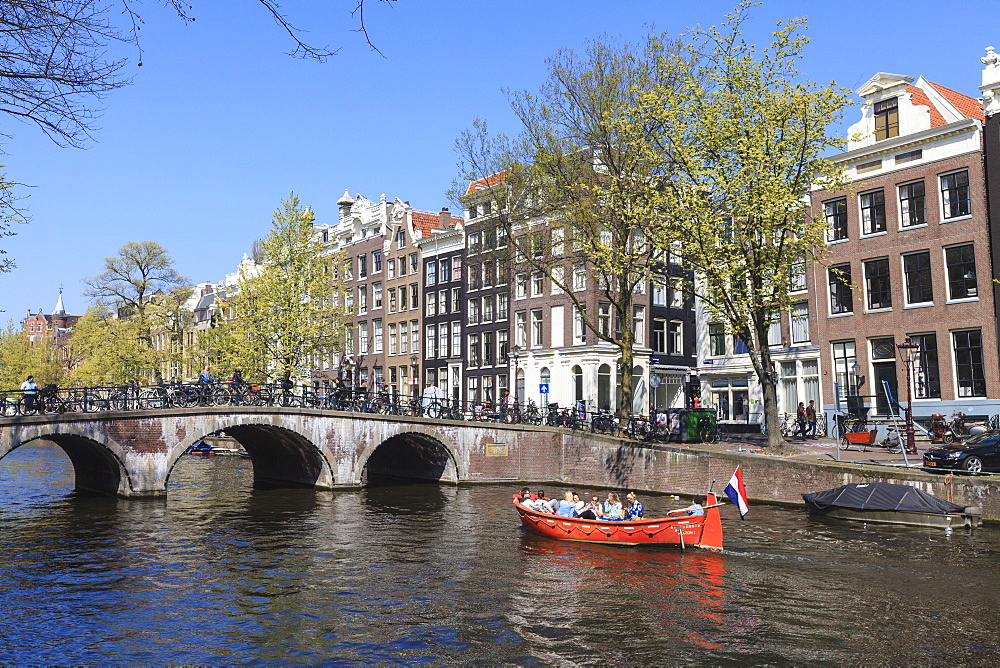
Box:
left=20, top=375, right=38, bottom=412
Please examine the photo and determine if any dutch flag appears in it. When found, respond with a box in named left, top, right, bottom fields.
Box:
left=725, top=465, right=749, bottom=519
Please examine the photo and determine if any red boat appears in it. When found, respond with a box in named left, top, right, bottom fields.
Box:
left=513, top=492, right=724, bottom=550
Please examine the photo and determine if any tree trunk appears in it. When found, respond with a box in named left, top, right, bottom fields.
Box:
left=749, top=334, right=795, bottom=453
left=618, top=341, right=634, bottom=424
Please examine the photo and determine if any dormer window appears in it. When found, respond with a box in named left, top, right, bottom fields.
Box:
left=874, top=98, right=899, bottom=141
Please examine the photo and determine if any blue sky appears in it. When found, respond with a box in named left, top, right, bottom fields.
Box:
left=0, top=0, right=997, bottom=322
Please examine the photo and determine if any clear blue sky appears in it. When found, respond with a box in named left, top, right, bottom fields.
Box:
left=0, top=0, right=997, bottom=322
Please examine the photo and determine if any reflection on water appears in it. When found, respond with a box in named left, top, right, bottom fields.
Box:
left=0, top=442, right=999, bottom=663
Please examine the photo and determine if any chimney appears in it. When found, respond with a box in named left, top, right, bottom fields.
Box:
left=439, top=207, right=452, bottom=228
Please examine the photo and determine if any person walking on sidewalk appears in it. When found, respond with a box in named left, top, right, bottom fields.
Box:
left=795, top=402, right=808, bottom=439
left=806, top=400, right=818, bottom=439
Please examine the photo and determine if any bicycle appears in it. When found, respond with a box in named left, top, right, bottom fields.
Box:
left=522, top=400, right=542, bottom=425
left=698, top=414, right=718, bottom=444
left=590, top=409, right=616, bottom=435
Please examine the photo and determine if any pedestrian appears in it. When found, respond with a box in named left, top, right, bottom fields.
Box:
left=806, top=400, right=818, bottom=439
left=198, top=366, right=213, bottom=406
left=20, top=375, right=37, bottom=412
left=795, top=401, right=808, bottom=439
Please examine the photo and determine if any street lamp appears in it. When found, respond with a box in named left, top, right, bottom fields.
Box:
left=509, top=345, right=521, bottom=423
left=410, top=354, right=419, bottom=400
left=897, top=337, right=920, bottom=455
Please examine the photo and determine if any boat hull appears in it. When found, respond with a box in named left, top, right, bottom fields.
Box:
left=514, top=492, right=724, bottom=550
left=805, top=503, right=981, bottom=529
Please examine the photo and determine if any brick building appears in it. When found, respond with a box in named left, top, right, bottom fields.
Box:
left=418, top=209, right=465, bottom=402
left=809, top=71, right=998, bottom=420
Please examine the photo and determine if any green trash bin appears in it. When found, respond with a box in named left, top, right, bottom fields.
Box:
left=676, top=409, right=716, bottom=443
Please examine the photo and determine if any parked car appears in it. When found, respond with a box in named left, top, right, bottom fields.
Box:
left=923, top=431, right=1000, bottom=474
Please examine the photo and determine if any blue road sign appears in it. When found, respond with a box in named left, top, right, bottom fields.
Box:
left=539, top=383, right=550, bottom=394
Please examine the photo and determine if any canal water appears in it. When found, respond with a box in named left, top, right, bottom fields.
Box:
left=1, top=442, right=999, bottom=664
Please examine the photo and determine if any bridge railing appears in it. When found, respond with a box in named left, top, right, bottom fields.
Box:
left=0, top=383, right=705, bottom=442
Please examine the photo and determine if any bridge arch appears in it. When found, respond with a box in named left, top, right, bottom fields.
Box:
left=165, top=418, right=336, bottom=491
left=0, top=425, right=132, bottom=496
left=358, top=430, right=460, bottom=485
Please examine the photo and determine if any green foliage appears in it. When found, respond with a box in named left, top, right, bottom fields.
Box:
left=0, top=323, right=62, bottom=390
left=66, top=306, right=158, bottom=386
left=228, top=193, right=346, bottom=382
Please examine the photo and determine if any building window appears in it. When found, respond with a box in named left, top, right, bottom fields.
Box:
left=902, top=251, right=933, bottom=305
left=468, top=334, right=480, bottom=366
left=396, top=229, right=406, bottom=249
left=940, top=170, right=971, bottom=220
left=531, top=309, right=543, bottom=347
left=573, top=306, right=586, bottom=343
left=652, top=280, right=667, bottom=306
left=767, top=310, right=782, bottom=346
left=389, top=323, right=398, bottom=355
left=515, top=273, right=527, bottom=299
left=498, top=329, right=508, bottom=363
left=550, top=265, right=565, bottom=294
left=483, top=295, right=494, bottom=322
left=373, top=282, right=382, bottom=309
left=439, top=323, right=449, bottom=358
left=860, top=190, right=886, bottom=235
left=426, top=261, right=437, bottom=286
left=467, top=298, right=480, bottom=324
left=410, top=319, right=419, bottom=353
left=357, top=286, right=368, bottom=314
left=909, top=333, right=940, bottom=399
left=410, top=253, right=418, bottom=273
left=483, top=331, right=494, bottom=366
left=953, top=329, right=986, bottom=397
left=410, top=284, right=419, bottom=310
left=709, top=323, right=726, bottom=356
left=388, top=259, right=396, bottom=279
left=438, top=290, right=448, bottom=314
left=789, top=251, right=806, bottom=291
left=668, top=321, right=682, bottom=355
left=497, top=293, right=508, bottom=320
left=515, top=311, right=527, bottom=347
left=874, top=97, right=899, bottom=141
left=898, top=180, right=925, bottom=227
left=452, top=288, right=461, bottom=313
left=359, top=322, right=369, bottom=354
left=531, top=271, right=544, bottom=297
left=452, top=322, right=461, bottom=360
left=864, top=258, right=891, bottom=310
left=652, top=318, right=667, bottom=353
left=945, top=244, right=977, bottom=300
left=426, top=325, right=437, bottom=358
left=829, top=264, right=853, bottom=314
left=599, top=303, right=611, bottom=337
left=670, top=279, right=685, bottom=308
left=358, top=255, right=367, bottom=278
left=439, top=258, right=451, bottom=283
left=467, top=263, right=480, bottom=291
left=832, top=340, right=858, bottom=398
left=573, top=263, right=586, bottom=291
left=426, top=292, right=437, bottom=317
left=399, top=321, right=408, bottom=354
left=373, top=320, right=383, bottom=352
left=632, top=306, right=645, bottom=345
left=372, top=251, right=382, bottom=273
left=791, top=302, right=809, bottom=343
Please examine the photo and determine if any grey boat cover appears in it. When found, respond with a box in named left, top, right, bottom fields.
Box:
left=802, top=482, right=966, bottom=514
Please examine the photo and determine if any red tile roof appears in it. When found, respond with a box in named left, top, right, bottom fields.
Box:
left=907, top=86, right=946, bottom=127
left=410, top=211, right=439, bottom=237
left=465, top=172, right=506, bottom=194
left=926, top=80, right=985, bottom=122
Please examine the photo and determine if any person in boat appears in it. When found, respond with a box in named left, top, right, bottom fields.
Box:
left=684, top=495, right=706, bottom=516
left=572, top=493, right=586, bottom=517
left=602, top=492, right=624, bottom=520
left=624, top=492, right=644, bottom=519
left=517, top=487, right=532, bottom=502
left=555, top=491, right=577, bottom=518
left=577, top=494, right=600, bottom=520
left=527, top=489, right=552, bottom=513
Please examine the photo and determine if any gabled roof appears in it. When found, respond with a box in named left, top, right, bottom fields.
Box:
left=465, top=173, right=506, bottom=194
left=906, top=86, right=946, bottom=127
left=926, top=80, right=985, bottom=122
left=410, top=211, right=439, bottom=237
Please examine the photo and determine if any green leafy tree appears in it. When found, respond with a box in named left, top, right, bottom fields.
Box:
left=0, top=323, right=62, bottom=389
left=229, top=193, right=346, bottom=383
left=65, top=306, right=158, bottom=385
left=83, top=241, right=189, bottom=382
left=647, top=4, right=851, bottom=449
left=454, top=35, right=689, bottom=421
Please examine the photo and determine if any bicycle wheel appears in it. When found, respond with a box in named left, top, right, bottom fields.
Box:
left=839, top=435, right=852, bottom=451
left=213, top=388, right=232, bottom=407
left=699, top=421, right=718, bottom=444
left=18, top=396, right=39, bottom=415
left=140, top=389, right=165, bottom=410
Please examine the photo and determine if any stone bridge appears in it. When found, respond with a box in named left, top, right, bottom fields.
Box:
left=0, top=407, right=647, bottom=498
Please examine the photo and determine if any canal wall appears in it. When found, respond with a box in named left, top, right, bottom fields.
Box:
left=533, top=431, right=1000, bottom=521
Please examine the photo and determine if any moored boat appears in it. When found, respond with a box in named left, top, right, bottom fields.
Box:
left=513, top=492, right=724, bottom=550
left=802, top=482, right=981, bottom=529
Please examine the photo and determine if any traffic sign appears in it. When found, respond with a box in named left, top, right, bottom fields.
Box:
left=539, top=383, right=550, bottom=393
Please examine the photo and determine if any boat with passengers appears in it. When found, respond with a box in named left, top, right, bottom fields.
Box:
left=513, top=492, right=724, bottom=550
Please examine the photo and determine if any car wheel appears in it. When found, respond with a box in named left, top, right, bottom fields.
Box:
left=963, top=456, right=983, bottom=474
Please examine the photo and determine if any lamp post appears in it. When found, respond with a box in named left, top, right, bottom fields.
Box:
left=897, top=337, right=920, bottom=455
left=410, top=354, right=419, bottom=401
left=510, top=345, right=521, bottom=424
